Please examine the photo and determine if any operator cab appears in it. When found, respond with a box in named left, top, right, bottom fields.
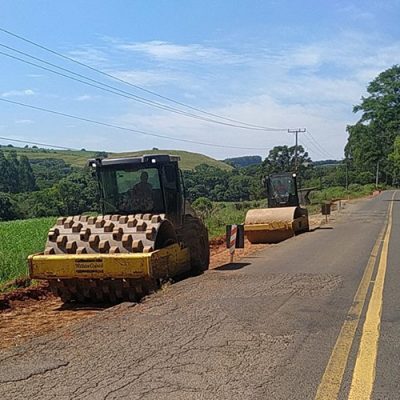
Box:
left=266, top=173, right=299, bottom=208
left=89, top=154, right=185, bottom=226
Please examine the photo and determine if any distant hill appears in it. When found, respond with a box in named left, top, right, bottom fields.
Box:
left=0, top=145, right=232, bottom=171
left=224, top=155, right=262, bottom=168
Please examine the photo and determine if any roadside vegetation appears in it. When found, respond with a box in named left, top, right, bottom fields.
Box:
left=194, top=182, right=379, bottom=239
left=0, top=217, right=55, bottom=287
left=193, top=199, right=266, bottom=239
left=310, top=184, right=379, bottom=203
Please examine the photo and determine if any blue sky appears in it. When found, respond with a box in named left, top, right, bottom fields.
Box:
left=0, top=0, right=399, bottom=160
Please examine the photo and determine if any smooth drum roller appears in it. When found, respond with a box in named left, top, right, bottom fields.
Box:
left=244, top=206, right=309, bottom=244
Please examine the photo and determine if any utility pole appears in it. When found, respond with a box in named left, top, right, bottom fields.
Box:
left=288, top=128, right=306, bottom=172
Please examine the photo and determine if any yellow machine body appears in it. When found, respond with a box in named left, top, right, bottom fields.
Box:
left=29, top=243, right=190, bottom=280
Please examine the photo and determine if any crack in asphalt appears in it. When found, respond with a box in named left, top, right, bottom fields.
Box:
left=0, top=360, right=69, bottom=384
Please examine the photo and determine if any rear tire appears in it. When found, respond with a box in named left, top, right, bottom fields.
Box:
left=179, top=216, right=210, bottom=275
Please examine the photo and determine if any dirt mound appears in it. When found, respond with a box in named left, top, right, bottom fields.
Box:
left=209, top=236, right=225, bottom=247
left=0, top=282, right=51, bottom=311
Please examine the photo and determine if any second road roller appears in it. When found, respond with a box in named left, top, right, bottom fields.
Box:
left=244, top=172, right=309, bottom=243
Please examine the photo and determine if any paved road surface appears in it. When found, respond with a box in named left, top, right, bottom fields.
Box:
left=0, top=191, right=398, bottom=399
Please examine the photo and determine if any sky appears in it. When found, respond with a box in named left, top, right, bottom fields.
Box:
left=0, top=0, right=399, bottom=161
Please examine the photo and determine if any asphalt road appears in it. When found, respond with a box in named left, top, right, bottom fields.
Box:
left=0, top=191, right=398, bottom=400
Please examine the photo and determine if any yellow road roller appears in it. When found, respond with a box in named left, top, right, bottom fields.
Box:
left=28, top=154, right=209, bottom=303
left=244, top=172, right=309, bottom=243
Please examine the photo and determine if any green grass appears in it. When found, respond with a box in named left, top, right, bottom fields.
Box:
left=0, top=146, right=232, bottom=171
left=310, top=184, right=376, bottom=204
left=0, top=217, right=56, bottom=286
left=202, top=201, right=266, bottom=239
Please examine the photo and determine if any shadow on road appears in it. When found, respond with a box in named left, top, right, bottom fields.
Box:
left=215, top=262, right=251, bottom=271
left=57, top=302, right=115, bottom=312
left=309, top=226, right=334, bottom=232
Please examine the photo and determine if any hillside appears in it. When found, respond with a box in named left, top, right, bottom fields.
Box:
left=0, top=146, right=232, bottom=171
left=224, top=155, right=262, bottom=168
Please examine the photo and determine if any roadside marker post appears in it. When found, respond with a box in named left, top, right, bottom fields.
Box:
left=229, top=224, right=237, bottom=263
left=226, top=224, right=245, bottom=263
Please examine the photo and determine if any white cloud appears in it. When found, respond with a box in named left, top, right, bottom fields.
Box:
left=68, top=47, right=109, bottom=66
left=111, top=69, right=179, bottom=87
left=1, top=89, right=35, bottom=98
left=75, top=94, right=94, bottom=102
left=275, top=33, right=400, bottom=75
left=269, top=76, right=364, bottom=105
left=15, top=119, right=34, bottom=125
left=116, top=40, right=246, bottom=64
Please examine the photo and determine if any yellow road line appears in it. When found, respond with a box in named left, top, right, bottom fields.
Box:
left=348, top=191, right=396, bottom=399
left=314, top=193, right=393, bottom=400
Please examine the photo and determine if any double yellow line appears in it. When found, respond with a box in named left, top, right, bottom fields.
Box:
left=315, top=191, right=396, bottom=400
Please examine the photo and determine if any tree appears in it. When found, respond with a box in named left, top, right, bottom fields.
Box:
left=57, top=169, right=99, bottom=215
left=7, top=151, right=20, bottom=192
left=18, top=155, right=36, bottom=192
left=18, top=187, right=63, bottom=218
left=0, top=150, right=9, bottom=192
left=30, top=158, right=72, bottom=190
left=0, top=193, right=18, bottom=220
left=262, top=145, right=311, bottom=175
left=345, top=65, right=400, bottom=183
left=389, top=136, right=400, bottom=185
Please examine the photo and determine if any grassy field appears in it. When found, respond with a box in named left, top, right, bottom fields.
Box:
left=0, top=217, right=56, bottom=287
left=0, top=146, right=232, bottom=171
left=114, top=149, right=233, bottom=171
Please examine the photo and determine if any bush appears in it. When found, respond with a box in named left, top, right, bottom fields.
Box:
left=348, top=183, right=362, bottom=192
left=192, top=197, right=213, bottom=219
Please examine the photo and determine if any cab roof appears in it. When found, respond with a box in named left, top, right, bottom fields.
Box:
left=88, top=154, right=181, bottom=168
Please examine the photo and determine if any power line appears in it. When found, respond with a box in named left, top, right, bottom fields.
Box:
left=299, top=134, right=329, bottom=159
left=0, top=135, right=76, bottom=150
left=0, top=26, right=287, bottom=132
left=0, top=98, right=271, bottom=151
left=0, top=48, right=283, bottom=132
left=306, top=130, right=335, bottom=159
